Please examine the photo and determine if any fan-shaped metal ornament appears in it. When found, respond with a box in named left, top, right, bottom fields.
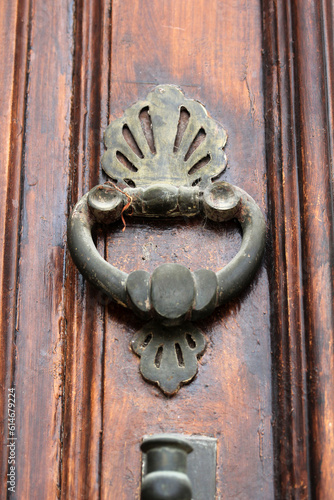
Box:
left=102, top=84, right=227, bottom=188
left=67, top=85, right=266, bottom=396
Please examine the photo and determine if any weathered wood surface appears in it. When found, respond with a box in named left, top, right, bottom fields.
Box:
left=263, top=1, right=334, bottom=498
left=61, top=1, right=110, bottom=498
left=0, top=0, right=74, bottom=498
left=100, top=1, right=272, bottom=499
left=0, top=0, right=333, bottom=499
left=292, top=2, right=334, bottom=497
left=0, top=0, right=30, bottom=492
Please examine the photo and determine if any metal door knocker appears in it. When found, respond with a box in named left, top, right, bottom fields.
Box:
left=67, top=85, right=265, bottom=395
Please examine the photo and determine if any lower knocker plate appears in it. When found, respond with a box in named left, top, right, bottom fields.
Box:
left=67, top=85, right=266, bottom=395
left=132, top=322, right=206, bottom=395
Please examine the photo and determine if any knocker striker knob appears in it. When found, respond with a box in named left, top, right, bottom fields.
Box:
left=127, top=263, right=218, bottom=326
left=129, top=264, right=195, bottom=325
left=67, top=85, right=266, bottom=395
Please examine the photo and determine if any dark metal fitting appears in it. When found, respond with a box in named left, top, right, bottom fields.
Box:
left=141, top=435, right=193, bottom=500
left=67, top=85, right=266, bottom=395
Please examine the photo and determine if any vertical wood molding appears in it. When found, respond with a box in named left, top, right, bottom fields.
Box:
left=262, top=0, right=334, bottom=497
left=0, top=0, right=74, bottom=497
left=292, top=1, right=334, bottom=497
left=0, top=0, right=31, bottom=492
left=2, top=0, right=332, bottom=497
left=262, top=2, right=310, bottom=497
left=61, top=0, right=111, bottom=498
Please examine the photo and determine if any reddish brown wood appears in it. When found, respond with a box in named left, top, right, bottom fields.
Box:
left=263, top=0, right=334, bottom=498
left=0, top=0, right=30, bottom=491
left=1, top=0, right=333, bottom=498
left=262, top=1, right=310, bottom=497
left=292, top=1, right=334, bottom=497
left=0, top=0, right=74, bottom=498
left=99, top=1, right=273, bottom=499
left=61, top=0, right=111, bottom=498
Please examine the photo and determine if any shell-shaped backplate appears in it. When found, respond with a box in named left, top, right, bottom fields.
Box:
left=102, top=85, right=227, bottom=188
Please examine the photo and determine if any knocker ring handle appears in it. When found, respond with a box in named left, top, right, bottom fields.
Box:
left=67, top=84, right=266, bottom=395
left=67, top=181, right=265, bottom=325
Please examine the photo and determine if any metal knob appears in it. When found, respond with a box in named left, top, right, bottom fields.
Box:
left=141, top=435, right=193, bottom=500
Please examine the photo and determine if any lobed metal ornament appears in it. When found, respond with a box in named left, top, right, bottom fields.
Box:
left=67, top=85, right=266, bottom=396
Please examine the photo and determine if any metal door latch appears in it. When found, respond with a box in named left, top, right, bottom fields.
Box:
left=67, top=85, right=266, bottom=395
left=141, top=434, right=217, bottom=500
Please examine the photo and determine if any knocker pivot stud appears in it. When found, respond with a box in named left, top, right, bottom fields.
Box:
left=67, top=85, right=266, bottom=395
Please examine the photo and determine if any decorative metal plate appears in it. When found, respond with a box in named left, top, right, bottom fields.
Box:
left=67, top=85, right=266, bottom=396
left=102, top=85, right=227, bottom=188
left=132, top=321, right=206, bottom=395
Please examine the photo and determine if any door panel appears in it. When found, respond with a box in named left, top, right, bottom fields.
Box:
left=0, top=1, right=333, bottom=499
left=97, top=1, right=272, bottom=499
left=1, top=0, right=74, bottom=498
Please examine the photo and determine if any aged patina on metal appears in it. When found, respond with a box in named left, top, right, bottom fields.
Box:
left=67, top=85, right=266, bottom=395
left=141, top=435, right=193, bottom=500
left=141, top=434, right=217, bottom=500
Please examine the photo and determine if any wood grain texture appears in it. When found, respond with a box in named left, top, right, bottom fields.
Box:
left=100, top=1, right=273, bottom=499
left=61, top=0, right=111, bottom=498
left=263, top=0, right=334, bottom=498
left=262, top=1, right=310, bottom=497
left=0, top=0, right=74, bottom=497
left=0, top=0, right=30, bottom=492
left=1, top=0, right=333, bottom=498
left=292, top=1, right=334, bottom=497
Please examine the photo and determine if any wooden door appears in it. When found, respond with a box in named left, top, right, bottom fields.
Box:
left=1, top=0, right=333, bottom=498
